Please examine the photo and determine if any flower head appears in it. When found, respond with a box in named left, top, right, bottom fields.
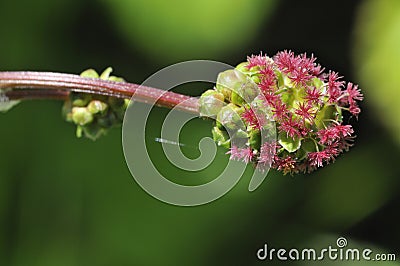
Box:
left=200, top=51, right=363, bottom=175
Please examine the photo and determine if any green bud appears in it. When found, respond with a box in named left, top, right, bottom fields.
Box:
left=199, top=90, right=226, bottom=117
left=67, top=67, right=127, bottom=140
left=80, top=69, right=99, bottom=78
left=211, top=126, right=230, bottom=148
left=231, top=91, right=245, bottom=106
left=100, top=67, right=113, bottom=80
left=201, top=89, right=223, bottom=98
left=72, top=107, right=93, bottom=126
left=81, top=67, right=125, bottom=83
left=214, top=84, right=231, bottom=101
left=216, top=69, right=239, bottom=95
left=237, top=79, right=259, bottom=103
left=235, top=62, right=249, bottom=73
left=216, top=103, right=245, bottom=131
left=217, top=69, right=259, bottom=104
left=217, top=70, right=246, bottom=100
left=251, top=75, right=261, bottom=84
left=235, top=62, right=261, bottom=76
left=108, top=76, right=125, bottom=82
left=87, top=100, right=108, bottom=114
left=71, top=92, right=91, bottom=107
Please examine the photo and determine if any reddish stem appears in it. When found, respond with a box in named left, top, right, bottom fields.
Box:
left=0, top=71, right=200, bottom=114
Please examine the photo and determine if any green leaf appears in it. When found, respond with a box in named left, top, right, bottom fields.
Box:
left=278, top=132, right=301, bottom=153
left=314, top=104, right=339, bottom=129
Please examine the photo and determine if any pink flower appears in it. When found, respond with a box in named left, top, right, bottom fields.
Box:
left=305, top=87, right=323, bottom=105
left=263, top=91, right=280, bottom=106
left=274, top=51, right=323, bottom=86
left=346, top=83, right=364, bottom=102
left=258, top=74, right=276, bottom=93
left=227, top=146, right=242, bottom=160
left=290, top=67, right=313, bottom=86
left=258, top=142, right=278, bottom=165
left=274, top=155, right=297, bottom=174
left=327, top=71, right=345, bottom=103
left=324, top=145, right=340, bottom=163
left=240, top=147, right=254, bottom=163
left=278, top=116, right=301, bottom=138
left=246, top=54, right=268, bottom=69
left=343, top=83, right=363, bottom=118
left=241, top=108, right=260, bottom=130
left=271, top=100, right=289, bottom=121
left=227, top=146, right=254, bottom=163
left=317, top=124, right=354, bottom=145
left=349, top=104, right=361, bottom=117
left=335, top=125, right=354, bottom=137
left=295, top=102, right=316, bottom=123
left=308, top=151, right=330, bottom=167
left=274, top=50, right=297, bottom=72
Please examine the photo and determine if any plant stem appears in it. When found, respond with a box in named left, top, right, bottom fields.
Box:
left=0, top=71, right=200, bottom=114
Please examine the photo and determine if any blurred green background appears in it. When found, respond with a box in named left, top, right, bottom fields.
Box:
left=1, top=0, right=399, bottom=265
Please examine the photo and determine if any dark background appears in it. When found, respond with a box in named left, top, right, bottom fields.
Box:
left=1, top=0, right=399, bottom=265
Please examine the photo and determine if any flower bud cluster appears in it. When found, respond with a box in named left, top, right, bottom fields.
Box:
left=199, top=51, right=363, bottom=174
left=63, top=67, right=129, bottom=140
